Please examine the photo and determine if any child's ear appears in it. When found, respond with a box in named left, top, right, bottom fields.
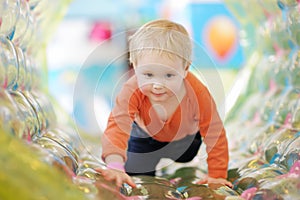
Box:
left=129, top=62, right=134, bottom=69
left=131, top=62, right=137, bottom=69
left=184, top=64, right=190, bottom=77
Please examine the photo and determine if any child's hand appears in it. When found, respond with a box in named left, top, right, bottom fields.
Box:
left=196, top=176, right=233, bottom=188
left=95, top=167, right=136, bottom=189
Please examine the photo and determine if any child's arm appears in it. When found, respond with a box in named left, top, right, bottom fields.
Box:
left=99, top=77, right=140, bottom=188
left=195, top=86, right=229, bottom=180
left=105, top=154, right=124, bottom=164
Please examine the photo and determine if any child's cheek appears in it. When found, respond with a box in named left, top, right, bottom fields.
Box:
left=139, top=84, right=151, bottom=94
left=166, top=81, right=182, bottom=93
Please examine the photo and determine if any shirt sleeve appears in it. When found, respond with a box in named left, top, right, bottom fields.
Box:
left=101, top=77, right=141, bottom=161
left=197, top=87, right=229, bottom=179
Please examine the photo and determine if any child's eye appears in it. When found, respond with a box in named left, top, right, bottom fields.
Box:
left=165, top=74, right=175, bottom=78
left=144, top=73, right=153, bottom=78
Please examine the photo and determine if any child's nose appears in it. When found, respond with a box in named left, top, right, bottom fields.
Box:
left=153, top=83, right=163, bottom=89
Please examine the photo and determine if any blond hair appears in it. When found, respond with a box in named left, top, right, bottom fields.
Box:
left=128, top=19, right=192, bottom=67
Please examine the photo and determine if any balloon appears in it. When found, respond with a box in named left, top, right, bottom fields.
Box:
left=204, top=15, right=238, bottom=60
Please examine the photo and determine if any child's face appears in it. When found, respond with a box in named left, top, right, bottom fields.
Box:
left=134, top=54, right=188, bottom=103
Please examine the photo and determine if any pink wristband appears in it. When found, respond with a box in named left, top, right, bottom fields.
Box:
left=107, top=162, right=125, bottom=172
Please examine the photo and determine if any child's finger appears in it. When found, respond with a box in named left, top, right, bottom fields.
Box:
left=125, top=177, right=136, bottom=188
left=225, top=180, right=233, bottom=188
left=196, top=177, right=208, bottom=185
left=94, top=167, right=106, bottom=174
left=115, top=176, right=123, bottom=188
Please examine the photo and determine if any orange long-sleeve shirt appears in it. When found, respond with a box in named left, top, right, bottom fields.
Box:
left=101, top=72, right=229, bottom=178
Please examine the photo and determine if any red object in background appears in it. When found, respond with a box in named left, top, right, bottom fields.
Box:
left=204, top=15, right=238, bottom=61
left=89, top=21, right=112, bottom=42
